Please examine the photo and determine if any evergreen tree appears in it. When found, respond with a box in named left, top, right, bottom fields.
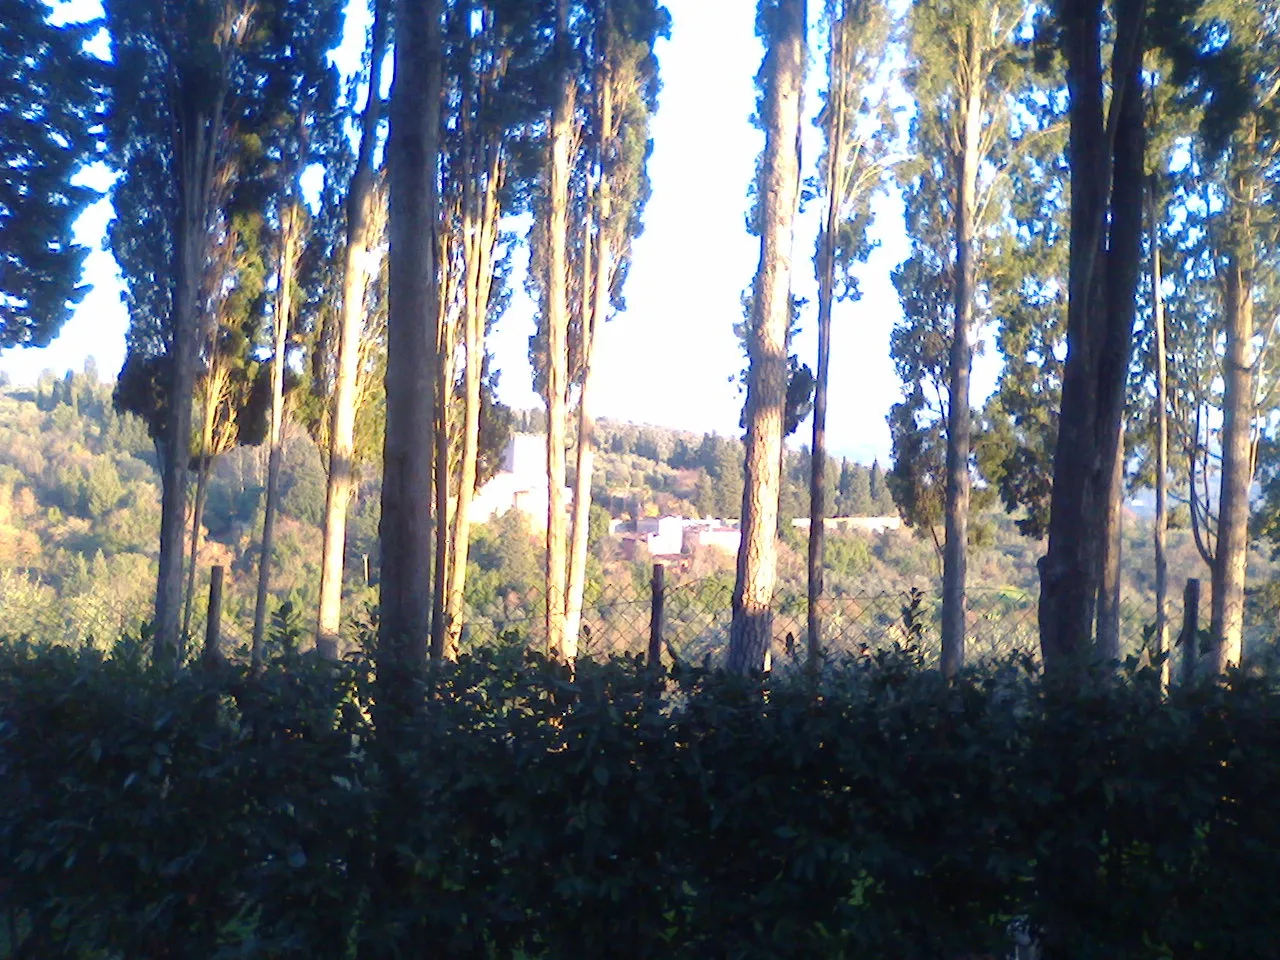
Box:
left=901, top=0, right=1027, bottom=675
left=0, top=0, right=101, bottom=347
left=808, top=0, right=891, bottom=663
left=730, top=0, right=807, bottom=674
left=104, top=0, right=264, bottom=660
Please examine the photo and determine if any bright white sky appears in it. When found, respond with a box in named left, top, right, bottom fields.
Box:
left=0, top=0, right=1002, bottom=465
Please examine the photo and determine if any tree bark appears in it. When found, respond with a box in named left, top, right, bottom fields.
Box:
left=430, top=286, right=455, bottom=660
left=1038, top=0, right=1145, bottom=674
left=942, top=30, right=981, bottom=680
left=1211, top=253, right=1254, bottom=672
left=443, top=143, right=502, bottom=657
left=252, top=202, right=301, bottom=666
left=565, top=65, right=616, bottom=662
left=808, top=7, right=843, bottom=672
left=180, top=450, right=211, bottom=655
left=1149, top=183, right=1170, bottom=687
left=1096, top=418, right=1125, bottom=660
left=729, top=0, right=806, bottom=675
left=378, top=0, right=442, bottom=676
left=316, top=0, right=388, bottom=660
left=153, top=194, right=202, bottom=665
left=543, top=0, right=573, bottom=659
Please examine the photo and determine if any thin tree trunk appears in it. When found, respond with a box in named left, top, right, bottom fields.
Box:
left=565, top=68, right=615, bottom=661
left=942, top=43, right=981, bottom=680
left=564, top=232, right=606, bottom=658
left=180, top=452, right=212, bottom=654
left=430, top=299, right=455, bottom=659
left=444, top=147, right=501, bottom=657
left=252, top=203, right=301, bottom=666
left=316, top=0, right=388, bottom=660
left=808, top=9, right=844, bottom=671
left=1096, top=418, right=1125, bottom=660
left=1151, top=187, right=1170, bottom=688
left=544, top=0, right=573, bottom=659
left=1211, top=253, right=1254, bottom=672
left=1188, top=403, right=1216, bottom=567
left=729, top=0, right=806, bottom=675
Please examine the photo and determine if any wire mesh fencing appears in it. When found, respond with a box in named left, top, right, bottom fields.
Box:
left=456, top=567, right=1240, bottom=671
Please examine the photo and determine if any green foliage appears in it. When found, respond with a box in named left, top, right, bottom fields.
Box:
left=6, top=645, right=1280, bottom=958
left=0, top=0, right=101, bottom=347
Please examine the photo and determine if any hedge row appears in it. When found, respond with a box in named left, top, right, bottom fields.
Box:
left=2, top=640, right=1279, bottom=959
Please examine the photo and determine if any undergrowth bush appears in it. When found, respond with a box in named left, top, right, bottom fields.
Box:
left=2, top=638, right=1279, bottom=958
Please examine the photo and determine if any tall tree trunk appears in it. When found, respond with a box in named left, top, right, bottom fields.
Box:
left=729, top=0, right=806, bottom=675
left=153, top=198, right=203, bottom=664
left=564, top=332, right=596, bottom=661
left=942, top=42, right=981, bottom=680
left=544, top=0, right=573, bottom=659
left=565, top=70, right=615, bottom=661
left=564, top=233, right=606, bottom=658
left=1211, top=253, right=1254, bottom=672
left=252, top=203, right=301, bottom=665
left=362, top=5, right=443, bottom=956
left=444, top=147, right=502, bottom=657
left=181, top=375, right=219, bottom=655
left=430, top=295, right=455, bottom=659
left=1038, top=0, right=1145, bottom=674
left=378, top=0, right=441, bottom=673
left=1096, top=418, right=1125, bottom=659
left=808, top=9, right=843, bottom=671
left=316, top=0, right=388, bottom=660
left=1151, top=189, right=1170, bottom=688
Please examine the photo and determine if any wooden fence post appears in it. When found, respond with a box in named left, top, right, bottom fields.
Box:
left=648, top=563, right=665, bottom=668
left=204, top=565, right=224, bottom=666
left=1180, top=578, right=1200, bottom=685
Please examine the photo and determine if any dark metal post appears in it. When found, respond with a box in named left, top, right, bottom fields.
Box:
left=648, top=563, right=665, bottom=668
left=1180, top=578, right=1200, bottom=685
left=204, top=565, right=224, bottom=666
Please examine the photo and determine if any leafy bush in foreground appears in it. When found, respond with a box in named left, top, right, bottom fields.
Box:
left=2, top=640, right=1279, bottom=958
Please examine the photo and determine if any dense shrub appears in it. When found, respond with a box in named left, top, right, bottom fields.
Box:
left=2, top=641, right=1279, bottom=958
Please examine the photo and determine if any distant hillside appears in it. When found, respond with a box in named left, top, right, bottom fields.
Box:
left=2, top=376, right=1278, bottom=650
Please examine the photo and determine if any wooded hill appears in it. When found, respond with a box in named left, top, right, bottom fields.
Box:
left=4, top=371, right=1277, bottom=650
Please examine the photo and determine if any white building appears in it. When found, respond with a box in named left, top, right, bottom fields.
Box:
left=789, top=516, right=902, bottom=535
left=683, top=522, right=742, bottom=555
left=469, top=434, right=570, bottom=529
left=635, top=516, right=685, bottom=556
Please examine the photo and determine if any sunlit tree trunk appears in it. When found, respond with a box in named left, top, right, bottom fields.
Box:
left=1211, top=247, right=1254, bottom=672
left=942, top=29, right=982, bottom=679
left=252, top=202, right=302, bottom=665
left=430, top=238, right=458, bottom=659
left=565, top=70, right=616, bottom=661
left=729, top=0, right=806, bottom=674
left=181, top=378, right=221, bottom=652
left=444, top=144, right=502, bottom=657
left=543, top=0, right=574, bottom=658
left=1150, top=186, right=1170, bottom=688
left=316, top=0, right=388, bottom=660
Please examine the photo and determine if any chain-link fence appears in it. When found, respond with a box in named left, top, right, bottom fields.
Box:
left=456, top=568, right=1269, bottom=671
left=12, top=560, right=1278, bottom=672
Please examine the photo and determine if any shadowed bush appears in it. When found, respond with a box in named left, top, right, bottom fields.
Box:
left=2, top=638, right=1279, bottom=958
